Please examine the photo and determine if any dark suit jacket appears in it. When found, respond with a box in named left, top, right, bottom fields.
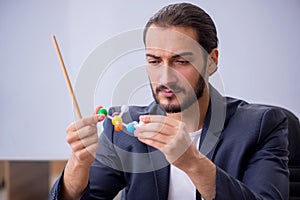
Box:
left=49, top=87, right=289, bottom=200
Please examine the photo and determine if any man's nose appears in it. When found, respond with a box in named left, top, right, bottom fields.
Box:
left=159, top=63, right=177, bottom=85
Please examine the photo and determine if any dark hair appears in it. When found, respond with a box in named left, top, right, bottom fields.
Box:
left=143, top=3, right=218, bottom=54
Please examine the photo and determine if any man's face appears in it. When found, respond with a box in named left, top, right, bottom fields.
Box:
left=145, top=25, right=208, bottom=113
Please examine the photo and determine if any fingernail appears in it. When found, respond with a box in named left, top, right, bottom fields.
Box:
left=97, top=114, right=105, bottom=122
left=139, top=115, right=146, bottom=121
left=94, top=105, right=103, bottom=114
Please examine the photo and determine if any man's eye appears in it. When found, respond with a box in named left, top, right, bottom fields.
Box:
left=175, top=60, right=190, bottom=64
left=148, top=60, right=160, bottom=65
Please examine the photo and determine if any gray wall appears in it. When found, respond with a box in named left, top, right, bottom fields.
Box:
left=0, top=0, right=299, bottom=160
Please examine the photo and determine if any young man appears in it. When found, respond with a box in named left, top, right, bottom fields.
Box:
left=50, top=3, right=289, bottom=200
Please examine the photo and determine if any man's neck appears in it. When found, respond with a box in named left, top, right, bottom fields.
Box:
left=167, top=85, right=210, bottom=133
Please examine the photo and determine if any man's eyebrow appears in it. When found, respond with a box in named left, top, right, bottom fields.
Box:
left=146, top=52, right=193, bottom=59
left=146, top=54, right=160, bottom=59
left=171, top=52, right=194, bottom=58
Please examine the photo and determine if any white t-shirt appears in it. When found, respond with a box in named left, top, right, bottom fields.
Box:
left=168, top=130, right=202, bottom=200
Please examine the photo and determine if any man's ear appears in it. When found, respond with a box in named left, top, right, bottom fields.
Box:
left=207, top=48, right=218, bottom=76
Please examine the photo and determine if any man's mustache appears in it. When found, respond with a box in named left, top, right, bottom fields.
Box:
left=155, top=84, right=185, bottom=94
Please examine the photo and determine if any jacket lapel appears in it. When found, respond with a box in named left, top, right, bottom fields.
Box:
left=147, top=145, right=170, bottom=200
left=199, top=85, right=226, bottom=159
left=142, top=103, right=170, bottom=200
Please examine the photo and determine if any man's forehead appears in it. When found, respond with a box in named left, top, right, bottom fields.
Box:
left=145, top=45, right=204, bottom=59
left=145, top=26, right=203, bottom=56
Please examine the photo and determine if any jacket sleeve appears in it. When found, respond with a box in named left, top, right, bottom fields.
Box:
left=48, top=171, right=63, bottom=200
left=47, top=170, right=97, bottom=200
left=48, top=117, right=126, bottom=200
left=214, top=108, right=289, bottom=200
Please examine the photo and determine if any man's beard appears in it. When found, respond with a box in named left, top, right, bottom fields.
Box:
left=151, top=75, right=206, bottom=113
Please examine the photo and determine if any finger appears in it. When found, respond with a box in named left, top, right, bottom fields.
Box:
left=135, top=131, right=173, bottom=143
left=74, top=143, right=99, bottom=161
left=135, top=122, right=174, bottom=136
left=86, top=143, right=99, bottom=158
left=67, top=115, right=101, bottom=132
left=70, top=133, right=98, bottom=152
left=134, top=131, right=158, bottom=138
left=66, top=129, right=80, bottom=144
left=140, top=115, right=180, bottom=127
left=66, top=122, right=98, bottom=144
left=78, top=124, right=98, bottom=139
left=94, top=105, right=103, bottom=115
left=81, top=132, right=99, bottom=149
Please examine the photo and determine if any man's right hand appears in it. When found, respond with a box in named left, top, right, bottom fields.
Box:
left=60, top=107, right=106, bottom=199
left=66, top=113, right=104, bottom=165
